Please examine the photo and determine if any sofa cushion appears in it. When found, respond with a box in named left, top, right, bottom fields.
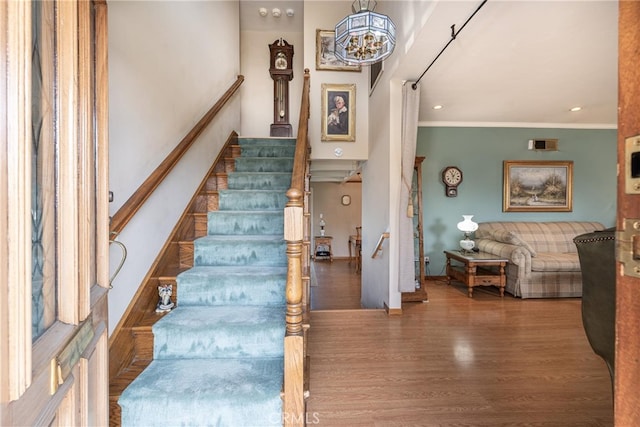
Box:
left=489, top=229, right=538, bottom=257
left=531, top=252, right=581, bottom=272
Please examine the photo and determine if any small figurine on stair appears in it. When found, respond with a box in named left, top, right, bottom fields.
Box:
left=155, top=283, right=175, bottom=313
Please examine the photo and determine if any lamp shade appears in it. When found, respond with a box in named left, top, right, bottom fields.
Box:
left=457, top=215, right=478, bottom=252
left=335, top=1, right=396, bottom=65
left=457, top=215, right=478, bottom=233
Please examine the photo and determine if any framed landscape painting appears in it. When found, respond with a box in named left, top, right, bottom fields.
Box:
left=315, top=29, right=361, bottom=72
left=503, top=160, right=573, bottom=212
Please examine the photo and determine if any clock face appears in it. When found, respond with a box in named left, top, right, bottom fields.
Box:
left=275, top=52, right=287, bottom=70
left=443, top=167, right=462, bottom=186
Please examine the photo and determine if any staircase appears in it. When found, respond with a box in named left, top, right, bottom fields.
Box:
left=117, top=137, right=295, bottom=426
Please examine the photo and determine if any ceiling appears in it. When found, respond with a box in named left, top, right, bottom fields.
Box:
left=240, top=0, right=618, bottom=181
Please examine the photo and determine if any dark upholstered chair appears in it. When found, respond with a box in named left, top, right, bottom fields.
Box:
left=574, top=228, right=616, bottom=387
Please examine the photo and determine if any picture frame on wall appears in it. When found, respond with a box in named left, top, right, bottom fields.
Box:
left=369, top=60, right=384, bottom=95
left=503, top=160, right=573, bottom=212
left=315, top=29, right=361, bottom=72
left=321, top=83, right=356, bottom=142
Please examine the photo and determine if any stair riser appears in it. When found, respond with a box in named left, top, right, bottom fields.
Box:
left=234, top=158, right=293, bottom=173
left=208, top=211, right=284, bottom=235
left=227, top=173, right=292, bottom=190
left=194, top=239, right=287, bottom=267
left=239, top=137, right=296, bottom=146
left=178, top=276, right=286, bottom=306
left=154, top=325, right=284, bottom=359
left=218, top=191, right=288, bottom=211
left=241, top=146, right=296, bottom=158
left=153, top=308, right=285, bottom=359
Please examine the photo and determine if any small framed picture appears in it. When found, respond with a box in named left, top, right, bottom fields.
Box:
left=316, top=29, right=361, bottom=72
left=321, top=83, right=356, bottom=142
left=341, top=195, right=351, bottom=206
left=503, top=160, right=573, bottom=212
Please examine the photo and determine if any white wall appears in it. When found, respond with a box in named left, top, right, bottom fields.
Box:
left=240, top=30, right=304, bottom=137
left=303, top=1, right=369, bottom=161
left=360, top=0, right=437, bottom=309
left=108, top=0, right=241, bottom=335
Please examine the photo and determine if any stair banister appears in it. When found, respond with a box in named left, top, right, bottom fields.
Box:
left=283, top=68, right=311, bottom=427
left=109, top=75, right=244, bottom=236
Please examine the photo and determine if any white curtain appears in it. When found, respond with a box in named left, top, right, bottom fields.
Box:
left=398, top=82, right=421, bottom=292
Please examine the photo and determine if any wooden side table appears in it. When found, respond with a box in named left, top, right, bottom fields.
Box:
left=314, top=236, right=333, bottom=262
left=444, top=250, right=508, bottom=298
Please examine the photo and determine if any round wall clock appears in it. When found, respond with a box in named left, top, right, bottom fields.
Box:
left=441, top=166, right=463, bottom=197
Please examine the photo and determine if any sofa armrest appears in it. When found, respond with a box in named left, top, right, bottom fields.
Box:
left=476, top=238, right=532, bottom=276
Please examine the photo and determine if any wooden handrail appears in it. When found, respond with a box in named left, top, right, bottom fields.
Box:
left=372, top=232, right=390, bottom=258
left=109, top=75, right=245, bottom=235
left=283, top=69, right=311, bottom=427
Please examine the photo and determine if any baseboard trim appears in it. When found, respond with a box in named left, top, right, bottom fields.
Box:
left=383, top=302, right=403, bottom=316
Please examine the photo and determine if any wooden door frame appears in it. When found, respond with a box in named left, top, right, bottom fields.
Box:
left=616, top=1, right=640, bottom=424
left=0, top=1, right=110, bottom=425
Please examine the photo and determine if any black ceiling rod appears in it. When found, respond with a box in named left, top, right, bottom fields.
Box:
left=411, top=0, right=488, bottom=90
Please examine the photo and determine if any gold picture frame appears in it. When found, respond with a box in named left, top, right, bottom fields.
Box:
left=321, top=83, right=356, bottom=142
left=315, top=29, right=361, bottom=72
left=503, top=160, right=573, bottom=212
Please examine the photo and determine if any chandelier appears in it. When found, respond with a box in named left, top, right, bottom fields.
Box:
left=335, top=0, right=396, bottom=65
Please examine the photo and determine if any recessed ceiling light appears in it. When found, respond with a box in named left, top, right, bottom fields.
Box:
left=433, top=105, right=443, bottom=110
left=570, top=106, right=582, bottom=112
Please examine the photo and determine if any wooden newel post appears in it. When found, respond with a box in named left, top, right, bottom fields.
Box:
left=285, top=187, right=304, bottom=335
left=283, top=187, right=305, bottom=426
left=285, top=240, right=303, bottom=335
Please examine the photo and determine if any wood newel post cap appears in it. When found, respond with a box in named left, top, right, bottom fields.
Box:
left=287, top=188, right=303, bottom=204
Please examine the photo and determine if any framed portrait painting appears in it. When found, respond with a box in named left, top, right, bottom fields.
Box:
left=321, top=83, right=355, bottom=142
left=503, top=160, right=573, bottom=212
left=315, top=29, right=361, bottom=72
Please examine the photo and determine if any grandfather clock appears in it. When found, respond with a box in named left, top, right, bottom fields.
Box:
left=269, top=39, right=294, bottom=137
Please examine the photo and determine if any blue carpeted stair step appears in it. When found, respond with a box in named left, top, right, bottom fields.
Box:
left=219, top=189, right=288, bottom=211
left=153, top=305, right=285, bottom=359
left=234, top=157, right=293, bottom=173
left=227, top=172, right=292, bottom=190
left=194, top=235, right=287, bottom=267
left=240, top=145, right=296, bottom=158
left=207, top=211, right=284, bottom=235
left=176, top=266, right=287, bottom=306
left=119, top=357, right=283, bottom=427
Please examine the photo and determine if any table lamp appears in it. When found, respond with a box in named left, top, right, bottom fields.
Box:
left=319, top=213, right=326, bottom=236
left=457, top=215, right=478, bottom=253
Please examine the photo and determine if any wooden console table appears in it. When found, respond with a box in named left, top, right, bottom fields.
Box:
left=444, top=250, right=508, bottom=298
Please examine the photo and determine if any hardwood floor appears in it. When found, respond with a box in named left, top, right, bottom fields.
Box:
left=308, top=262, right=613, bottom=426
left=310, top=259, right=362, bottom=310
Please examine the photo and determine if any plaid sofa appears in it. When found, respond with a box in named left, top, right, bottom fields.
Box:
left=475, top=221, right=606, bottom=298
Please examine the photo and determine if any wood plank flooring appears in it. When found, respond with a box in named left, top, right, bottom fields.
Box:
left=310, top=259, right=362, bottom=310
left=308, top=260, right=613, bottom=426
